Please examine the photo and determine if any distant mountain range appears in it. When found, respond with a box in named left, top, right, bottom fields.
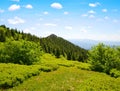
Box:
left=69, top=39, right=120, bottom=50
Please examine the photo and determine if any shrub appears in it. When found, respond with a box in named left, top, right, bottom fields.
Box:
left=110, top=69, right=120, bottom=78
left=88, top=43, right=120, bottom=74
left=0, top=63, right=41, bottom=89
left=77, top=63, right=91, bottom=70
left=0, top=40, right=43, bottom=65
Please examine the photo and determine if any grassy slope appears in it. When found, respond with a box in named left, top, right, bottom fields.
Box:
left=8, top=67, right=120, bottom=91
left=1, top=54, right=120, bottom=91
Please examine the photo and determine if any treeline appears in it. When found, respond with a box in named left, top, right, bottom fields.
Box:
left=0, top=25, right=42, bottom=65
left=0, top=25, right=40, bottom=42
left=40, top=34, right=88, bottom=62
left=0, top=25, right=87, bottom=62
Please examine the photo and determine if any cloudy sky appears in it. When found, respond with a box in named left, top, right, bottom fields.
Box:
left=0, top=0, right=120, bottom=41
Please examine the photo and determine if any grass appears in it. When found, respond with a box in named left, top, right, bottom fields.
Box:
left=0, top=53, right=120, bottom=91
left=40, top=53, right=91, bottom=70
left=0, top=62, right=59, bottom=89
left=0, top=63, right=40, bottom=89
left=7, top=67, right=120, bottom=91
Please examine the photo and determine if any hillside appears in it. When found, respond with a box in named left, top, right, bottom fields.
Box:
left=40, top=34, right=88, bottom=62
left=0, top=25, right=87, bottom=62
left=2, top=54, right=120, bottom=91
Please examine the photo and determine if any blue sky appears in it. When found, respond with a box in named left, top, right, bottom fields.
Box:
left=0, top=0, right=120, bottom=41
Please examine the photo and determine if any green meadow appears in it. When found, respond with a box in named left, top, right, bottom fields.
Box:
left=0, top=54, right=120, bottom=91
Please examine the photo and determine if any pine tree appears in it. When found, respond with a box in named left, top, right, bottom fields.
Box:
left=0, top=27, right=6, bottom=42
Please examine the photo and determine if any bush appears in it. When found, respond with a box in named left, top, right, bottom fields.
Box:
left=0, top=40, right=43, bottom=65
left=0, top=63, right=60, bottom=89
left=110, top=69, right=120, bottom=78
left=88, top=43, right=120, bottom=74
left=0, top=63, right=41, bottom=89
left=77, top=63, right=91, bottom=70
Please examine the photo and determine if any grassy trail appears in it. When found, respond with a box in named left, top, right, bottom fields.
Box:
left=7, top=66, right=120, bottom=91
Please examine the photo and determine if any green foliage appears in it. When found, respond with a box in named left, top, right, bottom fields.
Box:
left=0, top=25, right=88, bottom=62
left=88, top=43, right=105, bottom=72
left=1, top=25, right=120, bottom=90
left=40, top=34, right=88, bottom=62
left=0, top=63, right=40, bottom=89
left=7, top=67, right=120, bottom=91
left=77, top=63, right=91, bottom=70
left=0, top=25, right=40, bottom=42
left=110, top=69, right=120, bottom=78
left=0, top=40, right=42, bottom=65
left=77, top=71, right=120, bottom=91
left=0, top=53, right=120, bottom=90
left=0, top=27, right=6, bottom=42
left=40, top=53, right=91, bottom=69
left=88, top=43, right=120, bottom=75
left=0, top=63, right=60, bottom=89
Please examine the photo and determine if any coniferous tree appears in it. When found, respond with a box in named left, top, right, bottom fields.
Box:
left=0, top=27, right=6, bottom=42
left=55, top=48, right=61, bottom=58
left=40, top=34, right=88, bottom=61
left=0, top=25, right=88, bottom=62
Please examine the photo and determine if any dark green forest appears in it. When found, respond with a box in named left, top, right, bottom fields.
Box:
left=40, top=34, right=88, bottom=61
left=0, top=25, right=87, bottom=63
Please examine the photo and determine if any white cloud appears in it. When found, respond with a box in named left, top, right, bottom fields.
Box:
left=96, top=18, right=104, bottom=22
left=24, top=28, right=30, bottom=33
left=104, top=16, right=109, bottom=20
left=24, top=27, right=36, bottom=33
left=25, top=4, right=33, bottom=9
left=65, top=26, right=73, bottom=30
left=102, top=9, right=107, bottom=12
left=87, top=26, right=92, bottom=29
left=8, top=4, right=20, bottom=11
left=80, top=26, right=92, bottom=33
left=81, top=29, right=87, bottom=33
left=113, top=19, right=118, bottom=23
left=0, top=19, right=4, bottom=22
left=89, top=2, right=100, bottom=7
left=43, top=11, right=49, bottom=15
left=36, top=23, right=41, bottom=26
left=51, top=3, right=63, bottom=9
left=64, top=12, right=69, bottom=15
left=44, top=23, right=57, bottom=27
left=0, top=9, right=4, bottom=13
left=89, top=15, right=95, bottom=18
left=54, top=19, right=60, bottom=22
left=8, top=16, right=25, bottom=25
left=88, top=10, right=96, bottom=14
left=81, top=14, right=88, bottom=17
left=39, top=18, right=43, bottom=21
left=11, top=0, right=20, bottom=2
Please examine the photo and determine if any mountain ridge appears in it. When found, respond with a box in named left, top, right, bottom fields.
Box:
left=40, top=34, right=88, bottom=62
left=69, top=39, right=120, bottom=49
